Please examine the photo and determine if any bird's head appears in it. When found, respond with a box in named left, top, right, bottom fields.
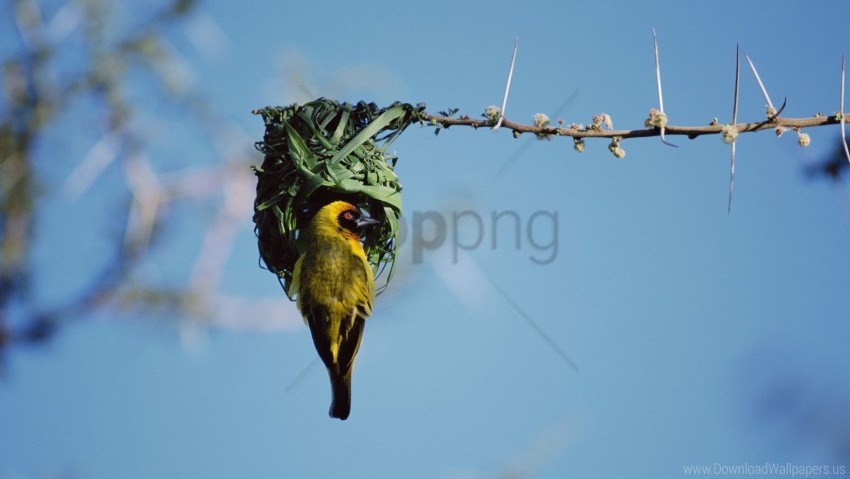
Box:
left=314, top=201, right=380, bottom=240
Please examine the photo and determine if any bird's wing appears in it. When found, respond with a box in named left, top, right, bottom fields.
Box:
left=335, top=251, right=372, bottom=374
left=352, top=252, right=374, bottom=319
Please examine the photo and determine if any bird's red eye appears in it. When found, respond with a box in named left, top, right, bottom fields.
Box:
left=343, top=211, right=355, bottom=221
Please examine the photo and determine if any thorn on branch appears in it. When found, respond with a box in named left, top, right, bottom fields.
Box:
left=772, top=97, right=788, bottom=120
left=840, top=52, right=850, bottom=165
left=493, top=37, right=518, bottom=131
left=652, top=28, right=677, bottom=147
left=728, top=44, right=741, bottom=215
left=744, top=52, right=777, bottom=116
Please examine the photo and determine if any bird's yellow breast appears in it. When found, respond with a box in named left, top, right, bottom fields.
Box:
left=292, top=208, right=374, bottom=323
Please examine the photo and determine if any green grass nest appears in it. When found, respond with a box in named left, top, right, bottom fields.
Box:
left=252, top=98, right=425, bottom=298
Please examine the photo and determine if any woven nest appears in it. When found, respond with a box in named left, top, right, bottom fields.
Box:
left=252, top=98, right=425, bottom=298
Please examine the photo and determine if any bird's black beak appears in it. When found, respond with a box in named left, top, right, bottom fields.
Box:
left=355, top=215, right=380, bottom=231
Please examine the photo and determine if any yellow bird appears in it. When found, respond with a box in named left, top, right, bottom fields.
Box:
left=290, top=200, right=378, bottom=420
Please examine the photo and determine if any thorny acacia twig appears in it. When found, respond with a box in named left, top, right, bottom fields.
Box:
left=421, top=113, right=847, bottom=142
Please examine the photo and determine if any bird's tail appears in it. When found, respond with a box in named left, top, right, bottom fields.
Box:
left=329, top=370, right=352, bottom=420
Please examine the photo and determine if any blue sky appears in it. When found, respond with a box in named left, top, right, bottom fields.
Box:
left=2, top=1, right=850, bottom=478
